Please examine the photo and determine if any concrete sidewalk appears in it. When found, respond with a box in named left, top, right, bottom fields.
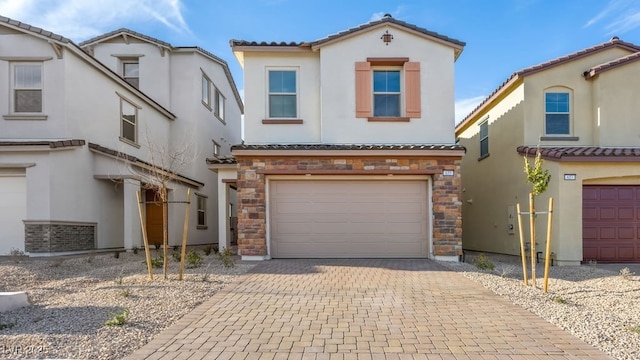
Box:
left=126, top=259, right=612, bottom=359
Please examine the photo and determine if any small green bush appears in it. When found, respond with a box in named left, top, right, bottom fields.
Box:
left=171, top=250, right=182, bottom=262
left=119, top=288, right=132, bottom=298
left=104, top=308, right=129, bottom=326
left=0, top=322, right=15, bottom=330
left=620, top=267, right=635, bottom=280
left=554, top=296, right=568, bottom=304
left=627, top=324, right=640, bottom=334
left=217, top=248, right=235, bottom=268
left=185, top=250, right=203, bottom=269
left=472, top=253, right=495, bottom=271
left=149, top=255, right=164, bottom=268
left=203, top=245, right=213, bottom=256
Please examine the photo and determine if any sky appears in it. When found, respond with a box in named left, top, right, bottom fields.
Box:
left=3, top=0, right=640, bottom=123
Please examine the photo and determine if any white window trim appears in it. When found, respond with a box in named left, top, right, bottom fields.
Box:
left=214, top=87, right=225, bottom=123
left=543, top=88, right=572, bottom=136
left=10, top=62, right=44, bottom=116
left=196, top=193, right=207, bottom=228
left=122, top=59, right=139, bottom=89
left=117, top=92, right=142, bottom=148
left=212, top=140, right=221, bottom=158
left=202, top=73, right=212, bottom=110
left=372, top=66, right=403, bottom=117
left=266, top=67, right=299, bottom=119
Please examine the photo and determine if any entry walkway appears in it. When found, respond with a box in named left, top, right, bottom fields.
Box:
left=126, top=259, right=612, bottom=359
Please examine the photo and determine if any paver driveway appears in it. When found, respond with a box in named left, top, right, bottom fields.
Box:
left=127, top=259, right=611, bottom=360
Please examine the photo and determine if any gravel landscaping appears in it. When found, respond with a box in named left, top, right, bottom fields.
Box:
left=0, top=251, right=638, bottom=360
left=0, top=250, right=255, bottom=359
left=441, top=253, right=640, bottom=360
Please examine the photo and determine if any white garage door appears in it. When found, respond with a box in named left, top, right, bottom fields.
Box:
left=269, top=179, right=429, bottom=258
left=0, top=173, right=27, bottom=254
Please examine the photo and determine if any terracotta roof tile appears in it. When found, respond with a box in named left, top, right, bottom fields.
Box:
left=517, top=146, right=640, bottom=162
left=0, top=15, right=70, bottom=43
left=79, top=28, right=172, bottom=48
left=0, top=139, right=85, bottom=148
left=231, top=144, right=465, bottom=151
left=229, top=40, right=307, bottom=47
left=206, top=156, right=237, bottom=165
left=457, top=38, right=640, bottom=130
left=583, top=51, right=640, bottom=79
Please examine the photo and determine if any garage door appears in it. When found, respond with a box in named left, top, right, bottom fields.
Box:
left=269, top=179, right=429, bottom=258
left=583, top=185, right=640, bottom=262
left=0, top=173, right=27, bottom=254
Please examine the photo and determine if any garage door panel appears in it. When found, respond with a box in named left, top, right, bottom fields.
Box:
left=270, top=180, right=429, bottom=258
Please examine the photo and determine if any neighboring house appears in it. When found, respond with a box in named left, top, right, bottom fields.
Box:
left=0, top=15, right=242, bottom=255
left=455, top=37, right=640, bottom=265
left=210, top=15, right=466, bottom=260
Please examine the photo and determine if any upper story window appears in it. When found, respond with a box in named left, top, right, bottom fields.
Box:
left=215, top=88, right=225, bottom=122
left=212, top=140, right=221, bottom=157
left=355, top=59, right=420, bottom=121
left=545, top=91, right=570, bottom=135
left=479, top=119, right=489, bottom=159
left=196, top=194, right=207, bottom=228
left=13, top=63, right=43, bottom=113
left=373, top=70, right=401, bottom=117
left=123, top=61, right=139, bottom=89
left=119, top=96, right=139, bottom=145
left=268, top=69, right=297, bottom=118
left=202, top=75, right=211, bottom=108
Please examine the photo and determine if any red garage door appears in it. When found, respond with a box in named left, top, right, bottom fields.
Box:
left=583, top=185, right=640, bottom=262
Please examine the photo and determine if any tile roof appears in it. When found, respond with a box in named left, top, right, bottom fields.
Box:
left=0, top=139, right=85, bottom=148
left=206, top=156, right=237, bottom=165
left=0, top=15, right=70, bottom=43
left=88, top=143, right=204, bottom=186
left=231, top=144, right=465, bottom=151
left=583, top=51, right=640, bottom=79
left=230, top=15, right=465, bottom=51
left=517, top=146, right=640, bottom=162
left=456, top=37, right=640, bottom=131
left=79, top=28, right=171, bottom=48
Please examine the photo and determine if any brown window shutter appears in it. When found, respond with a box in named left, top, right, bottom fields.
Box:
left=404, top=62, right=421, bottom=118
left=355, top=62, right=372, bottom=118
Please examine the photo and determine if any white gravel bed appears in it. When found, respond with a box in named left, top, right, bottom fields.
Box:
left=440, top=255, right=640, bottom=360
left=0, top=251, right=255, bottom=360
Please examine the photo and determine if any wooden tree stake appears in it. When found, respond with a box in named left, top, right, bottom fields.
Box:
left=543, top=197, right=554, bottom=293
left=162, top=187, right=169, bottom=280
left=136, top=190, right=153, bottom=280
left=529, top=193, right=536, bottom=288
left=179, top=189, right=192, bottom=281
left=516, top=203, right=528, bottom=286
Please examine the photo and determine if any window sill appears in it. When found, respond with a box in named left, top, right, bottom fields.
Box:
left=202, top=101, right=212, bottom=111
left=262, top=119, right=303, bottom=124
left=196, top=225, right=208, bottom=230
left=119, top=137, right=141, bottom=148
left=216, top=115, right=226, bottom=125
left=3, top=114, right=48, bottom=121
left=478, top=153, right=490, bottom=161
left=540, top=136, right=579, bottom=141
left=367, top=117, right=410, bottom=122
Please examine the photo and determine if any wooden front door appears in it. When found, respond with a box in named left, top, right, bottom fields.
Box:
left=145, top=189, right=164, bottom=247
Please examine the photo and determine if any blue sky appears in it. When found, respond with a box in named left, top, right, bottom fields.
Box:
left=3, top=0, right=640, bottom=122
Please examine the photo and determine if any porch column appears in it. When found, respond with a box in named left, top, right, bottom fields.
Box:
left=123, top=179, right=142, bottom=250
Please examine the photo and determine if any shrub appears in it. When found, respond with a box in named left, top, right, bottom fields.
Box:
left=104, top=308, right=129, bottom=326
left=627, top=324, right=640, bottom=334
left=9, top=248, right=26, bottom=263
left=472, top=253, right=495, bottom=271
left=171, top=250, right=182, bottom=262
left=148, top=255, right=163, bottom=268
left=217, top=248, right=235, bottom=268
left=203, top=245, right=213, bottom=256
left=185, top=250, right=203, bottom=269
left=620, top=267, right=635, bottom=280
left=0, top=322, right=14, bottom=330
left=554, top=296, right=568, bottom=304
left=119, top=288, right=132, bottom=298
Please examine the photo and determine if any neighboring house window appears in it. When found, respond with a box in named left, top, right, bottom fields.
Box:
left=120, top=98, right=138, bottom=144
left=215, top=88, right=225, bottom=121
left=479, top=120, right=489, bottom=159
left=355, top=60, right=421, bottom=120
left=212, top=140, right=220, bottom=157
left=545, top=92, right=570, bottom=135
left=123, top=61, right=139, bottom=89
left=373, top=70, right=401, bottom=117
left=202, top=75, right=211, bottom=108
left=268, top=69, right=297, bottom=118
left=13, top=63, right=42, bottom=113
left=197, top=195, right=207, bottom=227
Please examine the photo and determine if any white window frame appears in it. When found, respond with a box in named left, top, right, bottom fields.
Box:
left=12, top=62, right=43, bottom=114
left=372, top=67, right=403, bottom=117
left=202, top=74, right=211, bottom=109
left=196, top=194, right=207, bottom=228
left=544, top=88, right=572, bottom=136
left=212, top=140, right=221, bottom=157
left=479, top=118, right=489, bottom=160
left=214, top=88, right=225, bottom=123
left=122, top=60, right=139, bottom=89
left=118, top=94, right=141, bottom=147
left=266, top=68, right=298, bottom=119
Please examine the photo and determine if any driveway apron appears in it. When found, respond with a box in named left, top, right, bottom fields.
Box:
left=126, top=259, right=612, bottom=360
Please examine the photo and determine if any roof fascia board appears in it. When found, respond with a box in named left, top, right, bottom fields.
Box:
left=232, top=149, right=465, bottom=157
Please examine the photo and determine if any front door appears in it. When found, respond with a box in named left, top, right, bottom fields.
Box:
left=145, top=189, right=164, bottom=247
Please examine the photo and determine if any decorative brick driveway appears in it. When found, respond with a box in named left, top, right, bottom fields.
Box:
left=126, top=259, right=611, bottom=360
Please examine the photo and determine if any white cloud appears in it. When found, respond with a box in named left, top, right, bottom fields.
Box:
left=584, top=0, right=640, bottom=35
left=0, top=0, right=190, bottom=41
left=455, top=96, right=486, bottom=125
left=369, top=6, right=406, bottom=22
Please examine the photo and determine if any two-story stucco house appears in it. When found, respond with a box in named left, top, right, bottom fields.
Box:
left=455, top=37, right=640, bottom=265
left=209, top=15, right=465, bottom=260
left=0, top=16, right=242, bottom=255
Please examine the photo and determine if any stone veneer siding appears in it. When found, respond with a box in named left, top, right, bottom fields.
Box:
left=24, top=221, right=96, bottom=253
left=235, top=155, right=462, bottom=258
